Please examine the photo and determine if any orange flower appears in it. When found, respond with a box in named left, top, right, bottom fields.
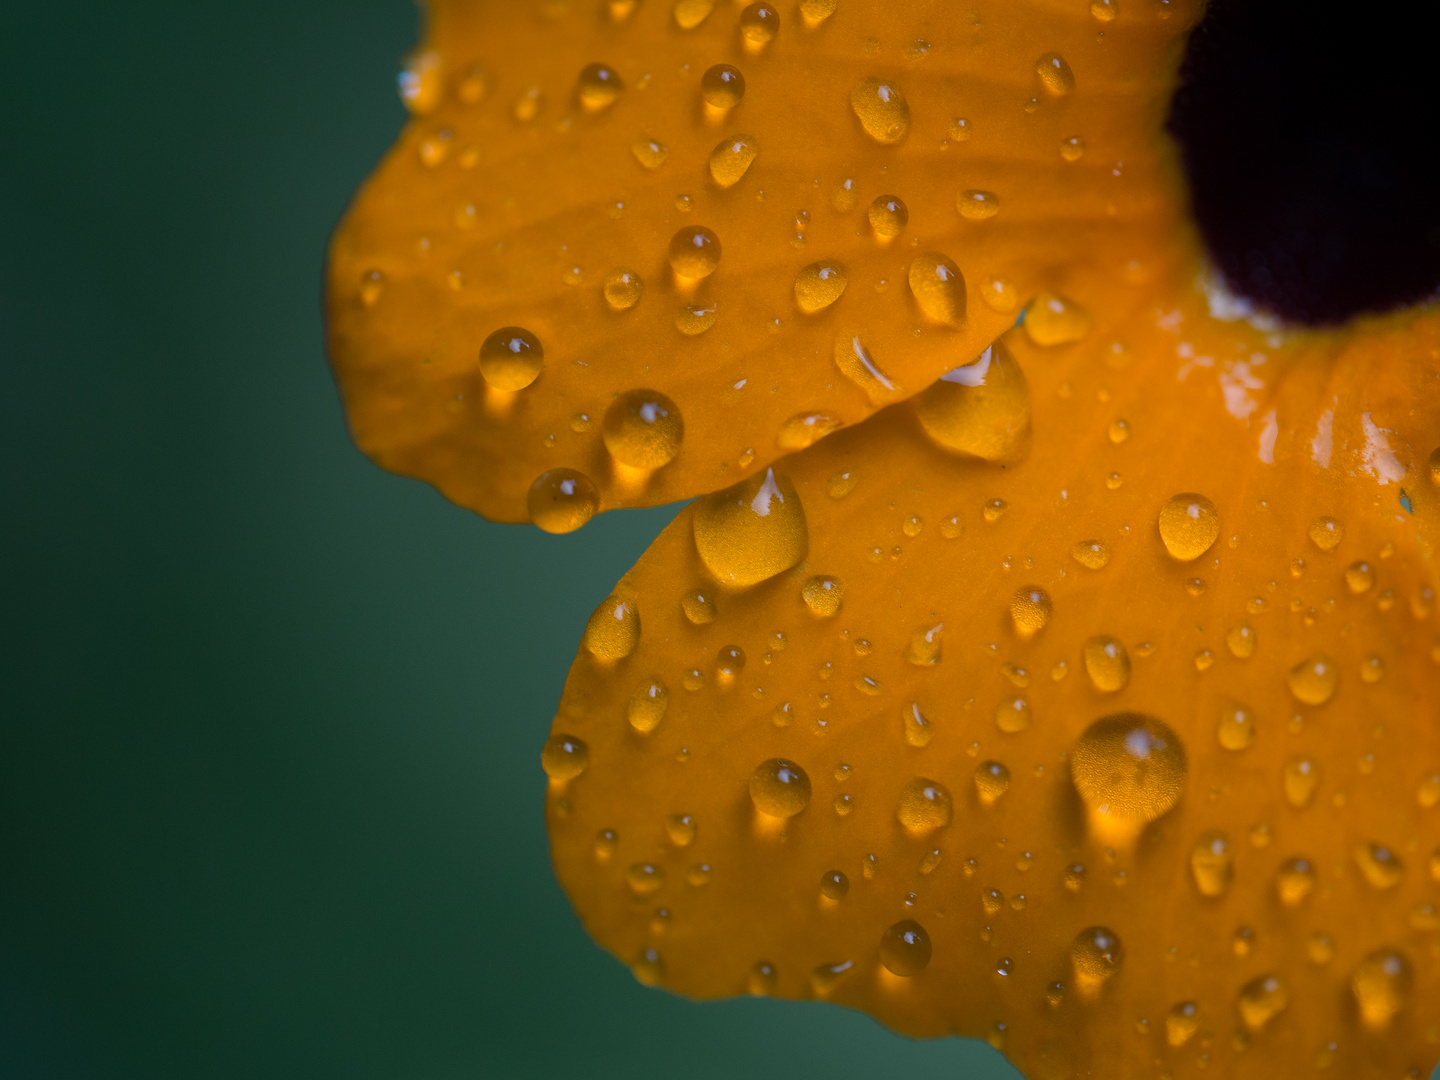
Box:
left=326, top=1, right=1440, bottom=1075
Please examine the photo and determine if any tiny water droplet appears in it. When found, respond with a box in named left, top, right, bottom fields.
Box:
left=1237, top=975, right=1289, bottom=1032
left=1009, top=585, right=1052, bottom=635
left=819, top=869, right=849, bottom=899
left=1275, top=857, right=1315, bottom=906
left=739, top=2, right=779, bottom=45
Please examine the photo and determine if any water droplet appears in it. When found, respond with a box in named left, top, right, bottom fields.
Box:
left=528, top=469, right=599, bottom=533
left=1070, top=926, right=1123, bottom=994
left=1023, top=293, right=1091, bottom=346
left=903, top=623, right=943, bottom=666
left=1157, top=493, right=1219, bottom=561
left=1071, top=540, right=1111, bottom=570
left=541, top=734, right=589, bottom=779
left=673, top=0, right=716, bottom=29
left=904, top=703, right=934, bottom=747
left=628, top=678, right=670, bottom=733
left=681, top=589, right=716, bottom=625
left=1091, top=0, right=1117, bottom=18
left=833, top=332, right=903, bottom=403
left=1083, top=636, right=1130, bottom=692
left=671, top=227, right=723, bottom=280
left=626, top=862, right=664, bottom=895
left=1288, top=654, right=1338, bottom=705
left=512, top=86, right=543, bottom=122
left=1189, top=832, right=1233, bottom=897
left=479, top=326, right=544, bottom=390
left=398, top=49, right=443, bottom=114
left=583, top=593, right=641, bottom=660
left=907, top=252, right=966, bottom=326
left=1283, top=756, right=1320, bottom=807
left=995, top=696, right=1031, bottom=733
left=1354, top=842, right=1404, bottom=889
left=918, top=849, right=942, bottom=875
left=939, top=514, right=963, bottom=538
left=1345, top=560, right=1376, bottom=593
left=902, top=515, right=924, bottom=538
left=739, top=2, right=779, bottom=44
left=1107, top=419, right=1131, bottom=445
left=1237, top=975, right=1289, bottom=1032
left=674, top=303, right=717, bottom=335
left=1165, top=1002, right=1199, bottom=1047
left=976, top=278, right=1018, bottom=316
left=1071, top=714, right=1187, bottom=822
left=359, top=269, right=385, bottom=307
left=850, top=77, right=910, bottom=144
left=957, top=190, right=1000, bottom=221
left=1418, top=772, right=1440, bottom=808
left=692, top=468, right=807, bottom=587
left=577, top=62, right=624, bottom=109
left=1308, top=516, right=1344, bottom=551
left=776, top=411, right=842, bottom=451
left=867, top=194, right=908, bottom=238
left=594, top=828, right=618, bottom=861
left=1275, top=856, right=1315, bottom=906
left=1060, top=135, right=1086, bottom=161
left=819, top=869, right=849, bottom=899
left=708, top=133, right=759, bottom=188
left=1225, top=622, right=1256, bottom=659
left=604, top=268, right=644, bottom=309
left=700, top=63, right=745, bottom=107
left=1213, top=701, right=1255, bottom=750
left=1359, top=654, right=1384, bottom=683
left=1036, top=53, right=1075, bottom=94
left=877, top=920, right=931, bottom=976
left=1306, top=931, right=1333, bottom=964
left=632, top=137, right=669, bottom=170
left=665, top=813, right=696, bottom=846
left=1010, top=585, right=1052, bottom=636
left=750, top=758, right=811, bottom=817
left=602, top=390, right=683, bottom=469
left=456, top=65, right=489, bottom=105
left=1409, top=902, right=1439, bottom=930
left=810, top=959, right=853, bottom=995
left=897, top=778, right=952, bottom=830
left=974, top=760, right=1010, bottom=805
left=632, top=946, right=664, bottom=985
left=801, top=575, right=843, bottom=617
left=913, top=342, right=1029, bottom=461
left=793, top=261, right=849, bottom=314
left=799, top=0, right=837, bottom=24
left=1352, top=949, right=1412, bottom=1031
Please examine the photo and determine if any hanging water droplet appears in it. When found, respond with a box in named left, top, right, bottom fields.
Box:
left=1036, top=53, right=1075, bottom=94
left=1237, top=975, right=1289, bottom=1032
left=957, top=190, right=1000, bottom=221
left=583, top=593, right=641, bottom=660
left=692, top=468, right=808, bottom=587
left=877, top=920, right=931, bottom=976
left=700, top=63, right=745, bottom=107
left=1308, top=516, right=1344, bottom=551
left=1010, top=585, right=1052, bottom=636
left=1024, top=292, right=1091, bottom=346
left=867, top=194, right=908, bottom=237
left=632, top=137, right=669, bottom=170
left=907, top=252, right=967, bottom=327
left=749, top=758, right=811, bottom=817
left=628, top=678, right=670, bottom=733
left=1275, top=856, right=1316, bottom=906
left=739, top=2, right=779, bottom=44
left=1070, top=926, right=1124, bottom=995
left=1216, top=702, right=1256, bottom=750
left=794, top=261, right=849, bottom=313
left=1354, top=842, right=1404, bottom=889
left=1189, top=832, right=1233, bottom=897
left=1157, top=493, right=1220, bottom=561
left=1071, top=714, right=1187, bottom=822
left=819, top=869, right=849, bottom=899
left=528, top=469, right=599, bottom=534
left=709, top=133, right=759, bottom=188
left=913, top=342, right=1029, bottom=461
left=1083, top=636, right=1130, bottom=692
left=632, top=946, right=664, bottom=985
left=541, top=734, right=590, bottom=780
left=479, top=327, right=544, bottom=390
left=577, top=62, right=625, bottom=109
left=604, top=268, right=644, bottom=309
left=974, top=760, right=1010, bottom=806
left=850, top=77, right=910, bottom=144
left=1288, top=654, right=1338, bottom=705
left=897, top=777, right=952, bottom=830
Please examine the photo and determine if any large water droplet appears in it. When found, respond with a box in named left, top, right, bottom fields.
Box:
left=907, top=252, right=966, bottom=326
left=1236, top=975, right=1289, bottom=1031
left=974, top=760, right=1010, bottom=805
left=628, top=678, right=670, bottom=733
left=897, top=777, right=952, bottom=830
left=739, top=2, right=779, bottom=44
left=1189, top=832, right=1233, bottom=896
left=603, top=390, right=684, bottom=469
left=1288, top=654, right=1338, bottom=705
left=750, top=758, right=811, bottom=817
left=868, top=194, right=908, bottom=237
left=1083, top=636, right=1130, bottom=692
left=583, top=593, right=640, bottom=659
left=669, top=226, right=722, bottom=279
left=1023, top=292, right=1090, bottom=346
left=879, top=919, right=932, bottom=976
left=528, top=468, right=599, bottom=533
left=1071, top=714, right=1187, bottom=822
left=850, top=77, right=910, bottom=144
left=541, top=734, right=589, bottom=780
left=1158, top=493, right=1220, bottom=561
left=709, top=134, right=759, bottom=188
left=1009, top=585, right=1052, bottom=636
left=693, top=469, right=807, bottom=586
left=700, top=63, right=745, bottom=107
left=577, top=62, right=625, bottom=109
left=480, top=327, right=544, bottom=390
left=913, top=344, right=1030, bottom=460
left=1036, top=53, right=1075, bottom=94
left=1070, top=926, right=1123, bottom=994
left=794, top=261, right=849, bottom=313
left=1352, top=949, right=1412, bottom=1031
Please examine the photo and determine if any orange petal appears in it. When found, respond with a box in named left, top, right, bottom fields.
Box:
left=544, top=244, right=1440, bottom=1076
left=327, top=0, right=1201, bottom=525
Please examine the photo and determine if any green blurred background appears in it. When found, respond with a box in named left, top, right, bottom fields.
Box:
left=0, top=3, right=1024, bottom=1076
